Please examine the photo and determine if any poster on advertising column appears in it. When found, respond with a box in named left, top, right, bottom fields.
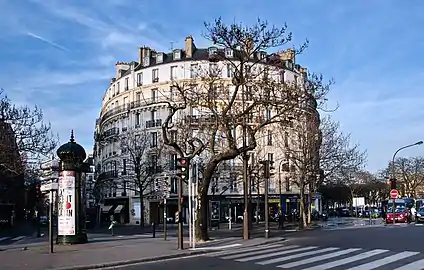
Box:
left=58, top=171, right=76, bottom=235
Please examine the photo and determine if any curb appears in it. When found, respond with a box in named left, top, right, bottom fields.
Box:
left=48, top=249, right=218, bottom=270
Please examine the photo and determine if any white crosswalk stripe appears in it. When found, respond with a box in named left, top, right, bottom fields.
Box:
left=207, top=244, right=424, bottom=269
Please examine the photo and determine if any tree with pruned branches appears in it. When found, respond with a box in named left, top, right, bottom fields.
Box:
left=159, top=18, right=331, bottom=240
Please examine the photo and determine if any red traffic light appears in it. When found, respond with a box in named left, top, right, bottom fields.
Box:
left=181, top=159, right=186, bottom=165
left=36, top=185, right=40, bottom=190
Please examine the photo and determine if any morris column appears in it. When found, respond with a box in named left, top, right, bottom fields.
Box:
left=56, top=130, right=88, bottom=244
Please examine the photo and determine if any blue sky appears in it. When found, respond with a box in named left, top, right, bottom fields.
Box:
left=1, top=0, right=423, bottom=173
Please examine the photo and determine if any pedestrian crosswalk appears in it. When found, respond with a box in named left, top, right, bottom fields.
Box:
left=207, top=244, right=424, bottom=269
left=0, top=235, right=27, bottom=245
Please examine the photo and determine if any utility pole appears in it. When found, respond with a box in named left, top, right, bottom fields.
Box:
left=176, top=157, right=189, bottom=249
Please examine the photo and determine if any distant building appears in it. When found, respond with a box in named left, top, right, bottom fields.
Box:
left=0, top=121, right=25, bottom=224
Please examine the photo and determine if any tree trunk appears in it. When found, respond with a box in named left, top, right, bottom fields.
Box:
left=195, top=190, right=209, bottom=241
left=139, top=193, right=144, bottom=227
left=307, top=194, right=312, bottom=225
left=194, top=160, right=219, bottom=241
left=299, top=184, right=307, bottom=229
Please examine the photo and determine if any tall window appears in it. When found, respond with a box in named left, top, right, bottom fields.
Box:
left=137, top=73, right=143, bottom=85
left=152, top=69, right=159, bottom=82
left=190, top=64, right=198, bottom=78
left=267, top=130, right=272, bottom=146
left=124, top=77, right=129, bottom=90
left=170, top=66, right=177, bottom=80
left=151, top=132, right=158, bottom=147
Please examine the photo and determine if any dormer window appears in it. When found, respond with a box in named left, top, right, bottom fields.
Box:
left=225, top=48, right=233, bottom=58
left=258, top=51, right=267, bottom=61
left=156, top=53, right=163, bottom=63
left=143, top=57, right=150, bottom=67
left=173, top=50, right=181, bottom=60
left=208, top=47, right=218, bottom=56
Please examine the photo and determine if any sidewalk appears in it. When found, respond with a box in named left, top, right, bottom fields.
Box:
left=0, top=235, right=284, bottom=270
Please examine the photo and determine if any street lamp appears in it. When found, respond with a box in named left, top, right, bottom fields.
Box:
left=390, top=141, right=423, bottom=224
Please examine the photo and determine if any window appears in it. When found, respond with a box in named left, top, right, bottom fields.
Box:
left=170, top=154, right=177, bottom=170
left=150, top=154, right=158, bottom=173
left=135, top=113, right=140, bottom=126
left=170, top=177, right=178, bottom=194
left=208, top=47, right=217, bottom=56
left=113, top=85, right=116, bottom=96
left=151, top=132, right=158, bottom=147
left=156, top=53, right=163, bottom=63
left=122, top=159, right=127, bottom=175
left=190, top=64, right=198, bottom=78
left=151, top=88, right=157, bottom=102
left=285, top=177, right=290, bottom=192
left=170, top=130, right=177, bottom=142
left=225, top=48, right=233, bottom=58
left=209, top=63, right=218, bottom=76
left=173, top=50, right=181, bottom=60
left=151, top=110, right=156, bottom=120
left=152, top=69, right=159, bottom=82
left=226, top=64, right=233, bottom=78
left=294, top=75, right=298, bottom=85
left=280, top=71, right=285, bottom=83
left=170, top=66, right=177, bottom=80
left=143, top=57, right=149, bottom=67
left=268, top=153, right=274, bottom=163
left=284, top=132, right=289, bottom=147
left=137, top=73, right=143, bottom=86
left=117, top=82, right=120, bottom=93
left=267, top=130, right=272, bottom=146
left=136, top=92, right=141, bottom=101
left=124, top=78, right=129, bottom=90
left=265, top=109, right=271, bottom=120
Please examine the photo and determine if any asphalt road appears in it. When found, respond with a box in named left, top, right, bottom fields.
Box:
left=120, top=223, right=424, bottom=270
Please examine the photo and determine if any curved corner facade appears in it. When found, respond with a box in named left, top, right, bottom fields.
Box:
left=93, top=36, right=322, bottom=225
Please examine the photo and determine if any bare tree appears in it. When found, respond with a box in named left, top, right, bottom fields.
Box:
left=382, top=157, right=424, bottom=197
left=118, top=128, right=169, bottom=227
left=0, top=89, right=58, bottom=178
left=280, top=111, right=320, bottom=228
left=319, top=115, right=366, bottom=185
left=160, top=18, right=331, bottom=240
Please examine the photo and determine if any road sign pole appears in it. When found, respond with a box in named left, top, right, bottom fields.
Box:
left=390, top=189, right=398, bottom=225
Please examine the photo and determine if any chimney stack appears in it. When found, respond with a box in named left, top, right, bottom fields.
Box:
left=185, top=36, right=196, bottom=58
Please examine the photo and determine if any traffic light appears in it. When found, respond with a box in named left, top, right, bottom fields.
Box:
left=261, top=160, right=275, bottom=178
left=390, top=178, right=397, bottom=190
left=176, top=157, right=189, bottom=181
left=35, top=184, right=42, bottom=201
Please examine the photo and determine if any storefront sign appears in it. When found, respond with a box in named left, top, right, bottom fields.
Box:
left=58, top=171, right=76, bottom=235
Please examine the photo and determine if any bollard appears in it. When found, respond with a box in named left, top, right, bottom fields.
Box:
left=152, top=222, right=156, bottom=238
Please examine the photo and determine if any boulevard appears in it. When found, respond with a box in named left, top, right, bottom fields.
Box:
left=122, top=223, right=424, bottom=270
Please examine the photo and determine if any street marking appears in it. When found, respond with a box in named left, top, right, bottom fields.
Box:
left=207, top=244, right=284, bottom=257
left=255, top=247, right=339, bottom=265
left=394, top=258, right=424, bottom=270
left=222, top=245, right=307, bottom=260
left=11, top=236, right=25, bottom=241
left=191, top=243, right=242, bottom=250
left=236, top=246, right=322, bottom=262
left=299, top=249, right=389, bottom=270
left=346, top=251, right=419, bottom=270
left=0, top=237, right=9, bottom=242
left=277, top=248, right=361, bottom=268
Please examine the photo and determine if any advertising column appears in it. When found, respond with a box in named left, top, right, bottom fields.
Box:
left=58, top=171, right=76, bottom=236
left=56, top=130, right=88, bottom=245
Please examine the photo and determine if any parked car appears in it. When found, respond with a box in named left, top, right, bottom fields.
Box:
left=416, top=207, right=424, bottom=223
left=385, top=207, right=410, bottom=223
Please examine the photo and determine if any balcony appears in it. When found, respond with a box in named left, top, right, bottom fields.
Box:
left=102, top=127, right=119, bottom=139
left=146, top=119, right=162, bottom=128
left=99, top=97, right=169, bottom=125
left=97, top=171, right=118, bottom=181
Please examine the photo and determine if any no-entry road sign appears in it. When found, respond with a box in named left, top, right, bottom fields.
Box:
left=390, top=189, right=399, bottom=199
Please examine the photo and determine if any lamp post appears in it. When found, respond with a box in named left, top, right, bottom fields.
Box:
left=390, top=141, right=423, bottom=224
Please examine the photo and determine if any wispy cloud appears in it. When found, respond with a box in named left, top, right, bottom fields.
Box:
left=26, top=32, right=70, bottom=52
